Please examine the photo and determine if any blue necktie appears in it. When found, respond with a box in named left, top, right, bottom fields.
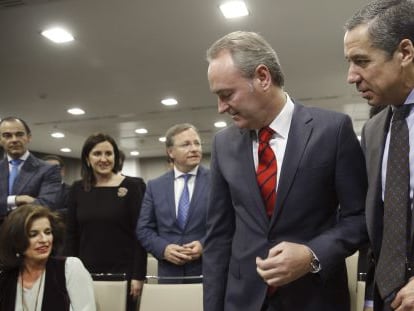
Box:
left=177, top=174, right=191, bottom=230
left=8, top=159, right=23, bottom=195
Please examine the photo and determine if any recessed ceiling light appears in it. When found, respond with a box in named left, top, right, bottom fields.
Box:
left=67, top=108, right=85, bottom=115
left=214, top=121, right=227, bottom=128
left=158, top=137, right=166, bottom=142
left=135, top=128, right=148, bottom=134
left=41, top=27, right=74, bottom=43
left=161, top=98, right=178, bottom=106
left=219, top=1, right=249, bottom=19
left=51, top=132, right=65, bottom=138
left=60, top=148, right=71, bottom=153
left=130, top=151, right=140, bottom=156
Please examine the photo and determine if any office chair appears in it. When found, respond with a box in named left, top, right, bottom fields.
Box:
left=91, top=273, right=128, bottom=311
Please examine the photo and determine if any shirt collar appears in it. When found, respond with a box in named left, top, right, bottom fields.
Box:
left=404, top=89, right=414, bottom=106
left=256, top=92, right=294, bottom=140
left=7, top=150, right=30, bottom=163
left=174, top=165, right=199, bottom=179
left=391, top=88, right=414, bottom=115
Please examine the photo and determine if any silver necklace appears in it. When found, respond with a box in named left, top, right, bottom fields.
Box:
left=21, top=271, right=44, bottom=311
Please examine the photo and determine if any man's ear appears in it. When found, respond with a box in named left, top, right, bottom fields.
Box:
left=398, top=39, right=414, bottom=66
left=254, top=64, right=271, bottom=90
left=167, top=147, right=174, bottom=161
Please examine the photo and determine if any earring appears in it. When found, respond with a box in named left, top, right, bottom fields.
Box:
left=16, top=253, right=20, bottom=258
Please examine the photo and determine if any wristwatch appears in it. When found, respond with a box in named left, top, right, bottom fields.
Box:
left=309, top=251, right=321, bottom=273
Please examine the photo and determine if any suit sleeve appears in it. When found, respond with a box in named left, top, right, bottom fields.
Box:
left=306, top=115, right=368, bottom=279
left=33, top=164, right=61, bottom=210
left=136, top=180, right=172, bottom=260
left=202, top=135, right=235, bottom=311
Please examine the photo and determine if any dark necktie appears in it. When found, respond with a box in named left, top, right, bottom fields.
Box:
left=376, top=104, right=412, bottom=299
left=257, top=127, right=277, bottom=217
left=8, top=159, right=23, bottom=195
left=177, top=174, right=191, bottom=229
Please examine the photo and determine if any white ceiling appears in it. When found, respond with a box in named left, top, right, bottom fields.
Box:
left=0, top=0, right=370, bottom=159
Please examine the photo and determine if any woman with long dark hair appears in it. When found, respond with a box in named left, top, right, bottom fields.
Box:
left=65, top=133, right=147, bottom=311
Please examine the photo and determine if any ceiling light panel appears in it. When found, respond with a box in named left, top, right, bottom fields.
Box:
left=135, top=128, right=148, bottom=134
left=67, top=108, right=85, bottom=115
left=219, top=1, right=249, bottom=18
left=41, top=27, right=74, bottom=43
left=161, top=98, right=178, bottom=106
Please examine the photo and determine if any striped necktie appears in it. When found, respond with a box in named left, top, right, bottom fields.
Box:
left=257, top=127, right=277, bottom=217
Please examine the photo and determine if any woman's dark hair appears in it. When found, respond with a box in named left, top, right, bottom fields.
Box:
left=81, top=133, right=120, bottom=191
left=0, top=204, right=65, bottom=271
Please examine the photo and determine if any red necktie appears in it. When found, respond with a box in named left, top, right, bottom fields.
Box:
left=257, top=126, right=277, bottom=217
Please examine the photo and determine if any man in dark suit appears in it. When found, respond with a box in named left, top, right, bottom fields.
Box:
left=137, top=123, right=210, bottom=283
left=0, top=117, right=61, bottom=226
left=42, top=154, right=71, bottom=214
left=203, top=31, right=368, bottom=311
left=344, top=1, right=414, bottom=310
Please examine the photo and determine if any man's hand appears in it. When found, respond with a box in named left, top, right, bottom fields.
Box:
left=15, top=195, right=35, bottom=206
left=181, top=241, right=203, bottom=260
left=391, top=277, right=414, bottom=310
left=163, top=244, right=192, bottom=265
left=256, top=241, right=313, bottom=287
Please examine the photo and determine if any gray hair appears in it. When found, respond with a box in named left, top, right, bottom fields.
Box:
left=207, top=31, right=285, bottom=87
left=345, top=0, right=414, bottom=58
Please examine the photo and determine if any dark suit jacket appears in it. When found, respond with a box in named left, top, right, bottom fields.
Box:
left=361, top=106, right=395, bottom=308
left=137, top=165, right=210, bottom=280
left=0, top=153, right=61, bottom=216
left=203, top=103, right=368, bottom=311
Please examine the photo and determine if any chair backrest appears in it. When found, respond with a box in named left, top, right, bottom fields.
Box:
left=346, top=251, right=365, bottom=311
left=146, top=256, right=158, bottom=284
left=346, top=252, right=358, bottom=295
left=91, top=273, right=127, bottom=311
left=139, top=283, right=203, bottom=311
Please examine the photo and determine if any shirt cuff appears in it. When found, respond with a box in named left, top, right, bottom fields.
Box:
left=7, top=195, right=16, bottom=208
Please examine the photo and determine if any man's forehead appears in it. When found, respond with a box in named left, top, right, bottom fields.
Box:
left=0, top=121, right=27, bottom=134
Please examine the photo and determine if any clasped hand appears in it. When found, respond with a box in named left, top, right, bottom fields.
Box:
left=256, top=241, right=313, bottom=288
left=163, top=241, right=203, bottom=265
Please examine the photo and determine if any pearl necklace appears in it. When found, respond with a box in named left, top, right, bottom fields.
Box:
left=21, top=271, right=44, bottom=311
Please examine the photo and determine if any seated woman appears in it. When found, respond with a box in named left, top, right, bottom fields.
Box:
left=0, top=204, right=96, bottom=310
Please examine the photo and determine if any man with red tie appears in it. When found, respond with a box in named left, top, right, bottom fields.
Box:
left=203, top=31, right=368, bottom=311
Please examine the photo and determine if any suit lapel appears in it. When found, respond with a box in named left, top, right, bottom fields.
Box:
left=364, top=107, right=392, bottom=253
left=186, top=167, right=205, bottom=225
left=164, top=170, right=178, bottom=226
left=271, top=104, right=313, bottom=225
left=12, top=155, right=38, bottom=195
left=238, top=128, right=270, bottom=227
